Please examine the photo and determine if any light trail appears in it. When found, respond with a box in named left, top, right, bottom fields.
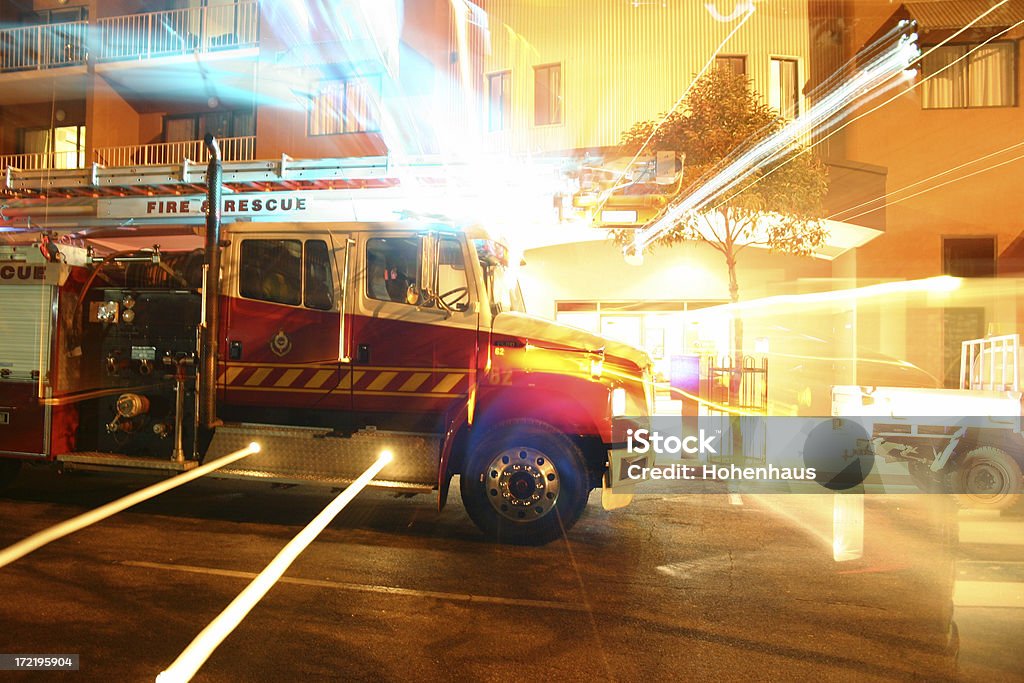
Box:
left=0, top=443, right=260, bottom=570
left=828, top=140, right=1024, bottom=222
left=156, top=451, right=393, bottom=683
left=595, top=2, right=757, bottom=217
left=835, top=150, right=1024, bottom=225
left=632, top=26, right=921, bottom=251
left=702, top=8, right=1023, bottom=224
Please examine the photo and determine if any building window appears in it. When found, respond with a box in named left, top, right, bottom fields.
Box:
left=487, top=70, right=512, bottom=131
left=534, top=63, right=562, bottom=126
left=769, top=57, right=800, bottom=118
left=943, top=237, right=996, bottom=277
left=715, top=55, right=747, bottom=76
left=921, top=42, right=1016, bottom=109
left=309, top=77, right=381, bottom=136
left=164, top=109, right=255, bottom=142
left=17, top=125, right=86, bottom=169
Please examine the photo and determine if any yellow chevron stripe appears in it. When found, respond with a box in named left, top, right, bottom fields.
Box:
left=305, top=369, right=334, bottom=389
left=399, top=372, right=431, bottom=392
left=244, top=368, right=272, bottom=387
left=339, top=370, right=365, bottom=388
left=367, top=371, right=398, bottom=391
left=432, top=373, right=464, bottom=394
left=274, top=368, right=303, bottom=388
left=220, top=366, right=244, bottom=385
left=225, top=385, right=463, bottom=398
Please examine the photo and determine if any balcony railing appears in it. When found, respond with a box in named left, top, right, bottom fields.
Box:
left=0, top=21, right=88, bottom=73
left=0, top=151, right=85, bottom=171
left=93, top=136, right=257, bottom=167
left=97, top=0, right=259, bottom=62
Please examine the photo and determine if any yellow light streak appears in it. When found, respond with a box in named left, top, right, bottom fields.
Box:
left=0, top=443, right=261, bottom=570
left=593, top=3, right=756, bottom=219
left=827, top=139, right=1024, bottom=222
left=704, top=9, right=1023, bottom=221
left=157, top=451, right=393, bottom=683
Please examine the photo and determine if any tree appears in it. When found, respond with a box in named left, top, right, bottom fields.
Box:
left=612, top=67, right=828, bottom=363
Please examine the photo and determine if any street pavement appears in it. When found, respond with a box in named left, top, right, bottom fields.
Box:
left=0, top=465, right=1019, bottom=682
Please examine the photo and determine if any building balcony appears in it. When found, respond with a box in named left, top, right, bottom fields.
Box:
left=92, top=136, right=257, bottom=167
left=0, top=151, right=86, bottom=172
left=0, top=21, right=88, bottom=73
left=96, top=1, right=259, bottom=62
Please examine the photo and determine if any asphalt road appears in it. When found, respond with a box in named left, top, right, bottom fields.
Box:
left=0, top=465, right=1018, bottom=682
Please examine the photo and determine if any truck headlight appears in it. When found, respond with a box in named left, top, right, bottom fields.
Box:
left=612, top=387, right=627, bottom=416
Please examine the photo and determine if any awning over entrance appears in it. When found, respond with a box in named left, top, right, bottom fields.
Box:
left=903, top=0, right=1024, bottom=30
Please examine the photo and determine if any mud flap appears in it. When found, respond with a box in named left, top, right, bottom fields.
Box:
left=602, top=449, right=649, bottom=510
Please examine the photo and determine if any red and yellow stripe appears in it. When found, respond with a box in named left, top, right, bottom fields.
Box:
left=218, top=363, right=470, bottom=398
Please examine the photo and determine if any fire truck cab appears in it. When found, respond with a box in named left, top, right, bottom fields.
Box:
left=0, top=155, right=653, bottom=545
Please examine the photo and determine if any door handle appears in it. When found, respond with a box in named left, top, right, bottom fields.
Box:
left=355, top=344, right=370, bottom=364
left=228, top=340, right=242, bottom=360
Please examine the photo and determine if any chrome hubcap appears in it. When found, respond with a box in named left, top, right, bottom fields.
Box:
left=486, top=447, right=560, bottom=521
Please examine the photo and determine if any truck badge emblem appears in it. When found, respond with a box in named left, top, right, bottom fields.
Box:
left=269, top=329, right=292, bottom=357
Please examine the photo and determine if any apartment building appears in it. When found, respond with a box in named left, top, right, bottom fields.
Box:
left=0, top=0, right=457, bottom=174
left=826, top=0, right=1024, bottom=385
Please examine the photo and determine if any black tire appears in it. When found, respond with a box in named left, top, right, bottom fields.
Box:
left=460, top=419, right=590, bottom=545
left=951, top=446, right=1023, bottom=510
left=0, top=459, right=22, bottom=491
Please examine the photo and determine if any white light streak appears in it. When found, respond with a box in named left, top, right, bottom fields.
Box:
left=0, top=443, right=261, bottom=570
left=633, top=32, right=920, bottom=251
left=701, top=3, right=1019, bottom=224
left=156, top=450, right=393, bottom=683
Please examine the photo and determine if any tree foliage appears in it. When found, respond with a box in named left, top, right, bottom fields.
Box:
left=613, top=68, right=829, bottom=305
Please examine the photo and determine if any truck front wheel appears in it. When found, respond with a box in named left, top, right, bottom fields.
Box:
left=460, top=419, right=590, bottom=545
left=952, top=446, right=1023, bottom=510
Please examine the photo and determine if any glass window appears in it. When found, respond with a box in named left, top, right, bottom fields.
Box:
left=488, top=70, right=512, bottom=131
left=17, top=125, right=85, bottom=169
left=922, top=42, right=1016, bottom=109
left=304, top=240, right=334, bottom=310
left=437, top=237, right=470, bottom=310
left=240, top=239, right=302, bottom=306
left=715, top=55, right=747, bottom=76
left=943, top=237, right=996, bottom=278
left=366, top=237, right=420, bottom=305
left=534, top=63, right=562, bottom=125
left=770, top=57, right=800, bottom=118
left=310, top=78, right=381, bottom=135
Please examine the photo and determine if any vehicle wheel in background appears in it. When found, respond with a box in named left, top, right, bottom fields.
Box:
left=460, top=419, right=590, bottom=545
left=951, top=446, right=1023, bottom=510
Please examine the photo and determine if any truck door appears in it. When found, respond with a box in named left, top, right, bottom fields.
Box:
left=220, top=232, right=354, bottom=423
left=349, top=231, right=479, bottom=429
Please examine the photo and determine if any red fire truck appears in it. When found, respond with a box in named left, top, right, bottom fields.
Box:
left=0, top=142, right=653, bottom=544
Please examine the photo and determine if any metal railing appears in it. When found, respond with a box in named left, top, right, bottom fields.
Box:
left=0, top=151, right=85, bottom=171
left=0, top=21, right=88, bottom=73
left=961, top=334, right=1020, bottom=392
left=93, top=136, right=257, bottom=167
left=97, top=0, right=259, bottom=61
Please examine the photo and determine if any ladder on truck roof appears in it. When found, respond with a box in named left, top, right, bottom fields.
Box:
left=2, top=155, right=458, bottom=198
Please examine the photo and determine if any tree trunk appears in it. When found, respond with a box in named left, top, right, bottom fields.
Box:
left=725, top=248, right=744, bottom=464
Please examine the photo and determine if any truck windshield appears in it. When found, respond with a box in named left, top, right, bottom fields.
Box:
left=474, top=239, right=526, bottom=314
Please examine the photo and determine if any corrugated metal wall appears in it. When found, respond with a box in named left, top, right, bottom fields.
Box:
left=479, top=0, right=813, bottom=154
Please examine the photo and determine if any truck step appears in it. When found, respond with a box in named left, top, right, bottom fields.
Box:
left=206, top=423, right=441, bottom=490
left=57, top=452, right=199, bottom=474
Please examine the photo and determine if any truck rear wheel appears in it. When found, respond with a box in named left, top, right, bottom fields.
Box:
left=0, top=459, right=22, bottom=491
left=460, top=419, right=590, bottom=545
left=952, top=446, right=1022, bottom=510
